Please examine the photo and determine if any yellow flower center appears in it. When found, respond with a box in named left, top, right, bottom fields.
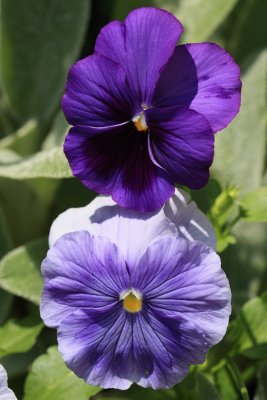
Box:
left=120, top=289, right=142, bottom=313
left=132, top=112, right=148, bottom=132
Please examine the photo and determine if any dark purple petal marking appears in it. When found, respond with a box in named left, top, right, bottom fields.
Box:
left=62, top=54, right=139, bottom=127
left=153, top=43, right=241, bottom=133
left=95, top=7, right=183, bottom=105
left=146, top=107, right=214, bottom=190
left=64, top=123, right=174, bottom=212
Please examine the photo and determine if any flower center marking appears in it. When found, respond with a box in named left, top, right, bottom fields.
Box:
left=132, top=111, right=148, bottom=132
left=120, top=288, right=142, bottom=313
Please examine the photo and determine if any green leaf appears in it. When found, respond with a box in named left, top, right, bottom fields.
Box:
left=154, top=0, right=238, bottom=42
left=213, top=360, right=249, bottom=400
left=0, top=238, right=47, bottom=304
left=196, top=372, right=221, bottom=400
left=212, top=50, right=267, bottom=193
left=229, top=292, right=267, bottom=359
left=256, top=361, right=267, bottom=400
left=23, top=346, right=101, bottom=400
left=0, top=316, right=43, bottom=358
left=0, top=120, right=40, bottom=156
left=240, top=187, right=267, bottom=222
left=42, top=111, right=69, bottom=151
left=0, top=0, right=90, bottom=123
left=0, top=147, right=71, bottom=179
left=221, top=221, right=267, bottom=312
left=112, top=0, right=237, bottom=42
left=0, top=203, right=12, bottom=257
left=0, top=204, right=13, bottom=324
left=231, top=0, right=267, bottom=64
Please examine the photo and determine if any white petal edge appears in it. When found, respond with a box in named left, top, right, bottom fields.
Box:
left=49, top=189, right=216, bottom=267
left=49, top=195, right=177, bottom=266
left=0, top=365, right=17, bottom=400
left=163, top=188, right=217, bottom=249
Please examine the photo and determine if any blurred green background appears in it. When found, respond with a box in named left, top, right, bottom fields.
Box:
left=0, top=0, right=266, bottom=399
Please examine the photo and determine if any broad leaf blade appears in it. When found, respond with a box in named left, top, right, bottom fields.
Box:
left=0, top=317, right=43, bottom=358
left=0, top=0, right=90, bottom=123
left=0, top=147, right=71, bottom=179
left=23, top=346, right=101, bottom=400
left=0, top=238, right=47, bottom=304
left=212, top=51, right=267, bottom=193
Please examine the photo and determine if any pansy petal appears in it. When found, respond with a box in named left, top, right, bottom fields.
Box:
left=49, top=195, right=177, bottom=266
left=132, top=236, right=231, bottom=346
left=163, top=189, right=216, bottom=249
left=41, top=231, right=129, bottom=328
left=95, top=8, right=183, bottom=105
left=94, top=20, right=126, bottom=65
left=111, top=134, right=174, bottom=212
left=58, top=306, right=135, bottom=390
left=135, top=310, right=207, bottom=388
left=62, top=54, right=138, bottom=127
left=146, top=107, right=214, bottom=189
left=0, top=365, right=17, bottom=400
left=64, top=123, right=175, bottom=213
left=64, top=123, right=135, bottom=195
left=124, top=8, right=183, bottom=105
left=153, top=43, right=241, bottom=133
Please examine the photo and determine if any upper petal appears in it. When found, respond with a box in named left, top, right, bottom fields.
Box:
left=49, top=195, right=177, bottom=267
left=94, top=20, right=126, bottom=65
left=62, top=54, right=138, bottom=127
left=153, top=43, right=241, bottom=133
left=95, top=7, right=183, bottom=105
left=146, top=107, right=214, bottom=190
left=49, top=190, right=215, bottom=266
left=163, top=188, right=216, bottom=249
left=41, top=231, right=129, bottom=328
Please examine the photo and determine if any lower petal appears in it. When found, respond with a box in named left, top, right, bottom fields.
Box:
left=64, top=123, right=174, bottom=212
left=146, top=107, right=214, bottom=190
left=58, top=306, right=134, bottom=390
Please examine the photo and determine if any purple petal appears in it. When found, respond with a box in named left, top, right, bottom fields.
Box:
left=146, top=107, right=214, bottom=190
left=132, top=236, right=231, bottom=346
left=153, top=43, right=241, bottom=133
left=64, top=123, right=175, bottom=212
left=95, top=7, right=183, bottom=105
left=0, top=364, right=17, bottom=400
left=94, top=20, right=126, bottom=65
left=163, top=189, right=216, bottom=249
left=62, top=54, right=138, bottom=127
left=41, top=231, right=129, bottom=328
left=135, top=310, right=207, bottom=388
left=58, top=306, right=134, bottom=390
left=57, top=304, right=205, bottom=389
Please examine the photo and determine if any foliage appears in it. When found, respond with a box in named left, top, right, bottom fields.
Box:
left=0, top=0, right=266, bottom=399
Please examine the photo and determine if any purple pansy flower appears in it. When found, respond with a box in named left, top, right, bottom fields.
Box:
left=0, top=364, right=17, bottom=400
left=41, top=191, right=231, bottom=389
left=62, top=7, right=241, bottom=212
